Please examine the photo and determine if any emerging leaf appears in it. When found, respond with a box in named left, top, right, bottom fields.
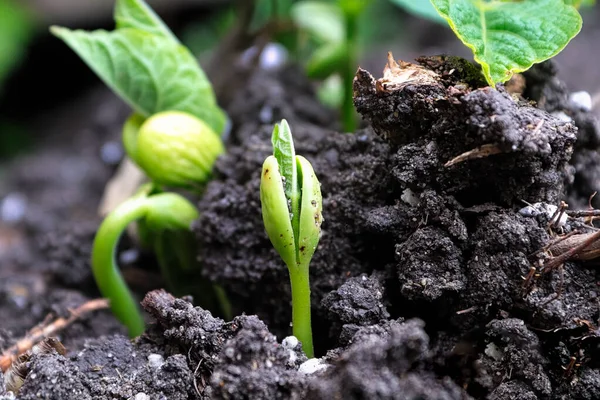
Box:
left=50, top=27, right=226, bottom=134
left=261, top=121, right=323, bottom=270
left=272, top=120, right=297, bottom=202
left=430, top=0, right=582, bottom=85
left=272, top=120, right=300, bottom=238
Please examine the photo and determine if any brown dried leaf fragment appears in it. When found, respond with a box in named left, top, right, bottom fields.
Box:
left=376, top=52, right=439, bottom=93
left=4, top=337, right=67, bottom=394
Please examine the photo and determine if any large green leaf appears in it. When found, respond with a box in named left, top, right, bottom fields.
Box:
left=114, top=0, right=178, bottom=42
left=50, top=27, right=226, bottom=134
left=389, top=0, right=445, bottom=23
left=430, top=0, right=582, bottom=85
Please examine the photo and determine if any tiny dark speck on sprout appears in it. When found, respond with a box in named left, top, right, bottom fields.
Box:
left=264, top=168, right=269, bottom=176
left=300, top=245, right=306, bottom=253
left=311, top=200, right=317, bottom=207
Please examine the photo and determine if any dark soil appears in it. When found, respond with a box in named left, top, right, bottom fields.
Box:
left=2, top=51, right=600, bottom=400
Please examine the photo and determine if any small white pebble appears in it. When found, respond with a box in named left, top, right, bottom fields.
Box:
left=134, top=393, right=150, bottom=400
left=224, top=347, right=235, bottom=358
left=518, top=202, right=567, bottom=227
left=282, top=336, right=299, bottom=349
left=401, top=188, right=420, bottom=206
left=259, top=42, right=288, bottom=70
left=569, top=91, right=592, bottom=112
left=259, top=105, right=273, bottom=123
left=288, top=350, right=297, bottom=365
left=147, top=354, right=164, bottom=369
left=484, top=342, right=503, bottom=361
left=100, top=141, right=123, bottom=165
left=551, top=111, right=572, bottom=123
left=0, top=193, right=27, bottom=224
left=298, top=358, right=330, bottom=375
left=119, top=248, right=139, bottom=265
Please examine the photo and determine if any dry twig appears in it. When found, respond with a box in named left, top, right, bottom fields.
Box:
left=444, top=143, right=503, bottom=167
left=0, top=298, right=109, bottom=372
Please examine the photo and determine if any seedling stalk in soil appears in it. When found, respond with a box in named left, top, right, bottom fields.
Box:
left=260, top=120, right=323, bottom=358
left=92, top=184, right=199, bottom=337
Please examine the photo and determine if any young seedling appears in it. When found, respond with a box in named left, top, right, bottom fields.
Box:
left=260, top=120, right=323, bottom=358
left=92, top=184, right=199, bottom=337
left=52, top=0, right=231, bottom=334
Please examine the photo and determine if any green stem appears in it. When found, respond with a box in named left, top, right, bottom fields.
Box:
left=92, top=196, right=147, bottom=337
left=342, top=12, right=358, bottom=133
left=214, top=284, right=233, bottom=321
left=288, top=263, right=314, bottom=358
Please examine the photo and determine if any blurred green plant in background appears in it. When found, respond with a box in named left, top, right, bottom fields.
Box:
left=0, top=0, right=34, bottom=95
left=0, top=0, right=35, bottom=158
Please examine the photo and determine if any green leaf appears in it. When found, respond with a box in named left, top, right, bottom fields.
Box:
left=272, top=120, right=297, bottom=203
left=271, top=120, right=301, bottom=247
left=389, top=0, right=445, bottom=23
left=114, top=0, right=178, bottom=42
left=430, top=0, right=582, bottom=85
left=291, top=1, right=345, bottom=44
left=50, top=27, right=226, bottom=134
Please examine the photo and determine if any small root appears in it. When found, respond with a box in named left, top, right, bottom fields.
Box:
left=444, top=144, right=503, bottom=167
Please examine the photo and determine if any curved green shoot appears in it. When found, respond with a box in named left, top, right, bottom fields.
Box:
left=92, top=186, right=199, bottom=337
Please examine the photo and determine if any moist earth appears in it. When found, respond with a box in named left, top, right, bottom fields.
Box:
left=1, top=55, right=600, bottom=399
